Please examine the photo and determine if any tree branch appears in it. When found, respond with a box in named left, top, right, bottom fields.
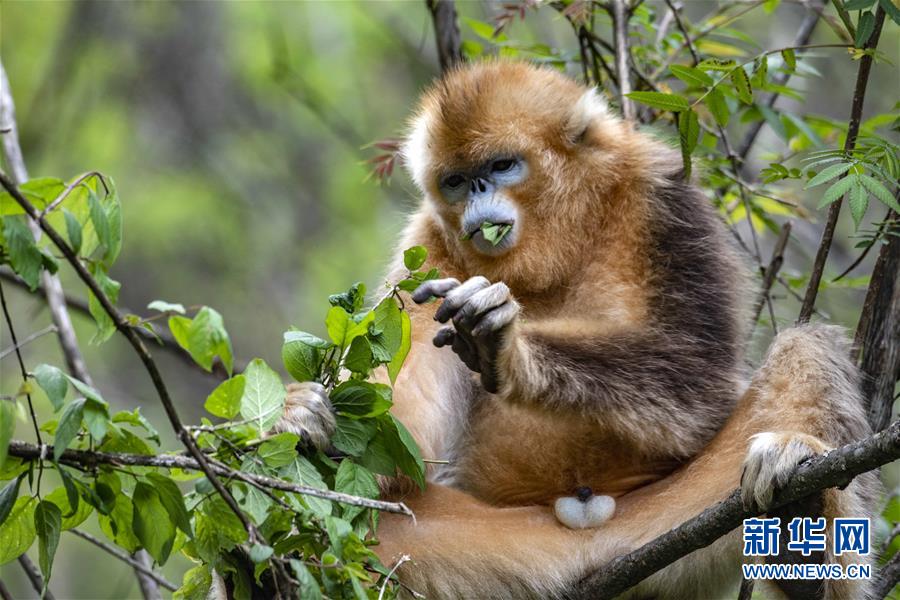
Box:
left=797, top=6, right=886, bottom=323
left=749, top=221, right=792, bottom=329
left=576, top=418, right=900, bottom=599
left=0, top=170, right=258, bottom=544
left=69, top=529, right=177, bottom=592
left=17, top=554, right=55, bottom=600
left=873, top=549, right=900, bottom=600
left=425, top=0, right=463, bottom=74
left=610, top=0, right=634, bottom=120
left=7, top=440, right=415, bottom=517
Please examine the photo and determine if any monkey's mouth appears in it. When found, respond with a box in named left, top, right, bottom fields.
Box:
left=461, top=220, right=515, bottom=246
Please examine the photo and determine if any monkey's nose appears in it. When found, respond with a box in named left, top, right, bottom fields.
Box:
left=470, top=177, right=488, bottom=194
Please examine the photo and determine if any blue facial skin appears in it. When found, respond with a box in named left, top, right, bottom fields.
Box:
left=438, top=157, right=528, bottom=257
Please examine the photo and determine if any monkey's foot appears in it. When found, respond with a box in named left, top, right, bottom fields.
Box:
left=554, top=488, right=615, bottom=529
left=270, top=382, right=336, bottom=450
left=740, top=431, right=831, bottom=511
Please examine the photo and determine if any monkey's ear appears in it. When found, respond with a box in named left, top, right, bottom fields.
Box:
left=564, top=88, right=609, bottom=144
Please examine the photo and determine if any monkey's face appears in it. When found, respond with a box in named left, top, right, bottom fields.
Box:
left=436, top=155, right=528, bottom=256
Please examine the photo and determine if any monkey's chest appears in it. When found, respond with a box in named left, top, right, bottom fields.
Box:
left=450, top=401, right=678, bottom=506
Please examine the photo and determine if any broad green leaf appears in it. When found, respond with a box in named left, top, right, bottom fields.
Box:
left=54, top=464, right=80, bottom=517
left=389, top=416, right=426, bottom=489
left=0, top=476, right=23, bottom=527
left=387, top=311, right=412, bottom=385
left=102, top=183, right=122, bottom=266
left=403, top=246, right=428, bottom=270
left=332, top=381, right=392, bottom=418
left=848, top=180, right=869, bottom=227
left=257, top=432, right=300, bottom=468
left=133, top=481, right=176, bottom=563
left=45, top=485, right=92, bottom=530
left=2, top=215, right=42, bottom=290
left=63, top=209, right=82, bottom=254
left=325, top=306, right=351, bottom=346
left=0, top=496, right=36, bottom=565
left=0, top=400, right=12, bottom=470
left=98, top=493, right=140, bottom=552
left=372, top=297, right=403, bottom=358
left=204, top=375, right=245, bottom=420
left=730, top=68, right=753, bottom=104
left=33, top=364, right=68, bottom=412
left=279, top=456, right=331, bottom=517
left=249, top=543, right=274, bottom=563
left=88, top=189, right=111, bottom=261
left=0, top=177, right=62, bottom=216
left=282, top=332, right=327, bottom=382
left=240, top=358, right=285, bottom=433
left=174, top=564, right=212, bottom=600
left=34, top=500, right=62, bottom=587
left=344, top=336, right=374, bottom=374
left=83, top=398, right=109, bottom=440
left=99, top=427, right=155, bottom=456
left=781, top=49, right=796, bottom=71
left=283, top=330, right=332, bottom=349
left=806, top=162, right=853, bottom=188
left=187, top=307, right=234, bottom=375
left=290, top=560, right=323, bottom=600
left=859, top=174, right=900, bottom=211
left=87, top=264, right=120, bottom=344
left=331, top=416, right=375, bottom=456
left=625, top=91, right=689, bottom=112
left=817, top=175, right=857, bottom=208
left=334, top=461, right=378, bottom=522
left=147, top=300, right=185, bottom=314
left=193, top=497, right=247, bottom=564
left=54, top=398, right=86, bottom=461
left=236, top=459, right=271, bottom=525
left=669, top=65, right=714, bottom=87
left=111, top=408, right=161, bottom=445
left=145, top=473, right=192, bottom=536
left=751, top=56, right=768, bottom=87
left=705, top=88, right=730, bottom=127
left=328, top=282, right=366, bottom=313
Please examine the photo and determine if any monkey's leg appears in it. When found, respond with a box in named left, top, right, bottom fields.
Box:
left=376, top=325, right=879, bottom=600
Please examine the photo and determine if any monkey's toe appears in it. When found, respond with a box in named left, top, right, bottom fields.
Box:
left=740, top=431, right=831, bottom=511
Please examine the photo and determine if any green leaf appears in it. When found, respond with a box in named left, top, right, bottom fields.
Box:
left=844, top=0, right=876, bottom=8
left=2, top=215, right=42, bottom=290
left=855, top=11, right=876, bottom=46
left=783, top=113, right=824, bottom=147
left=0, top=496, right=36, bottom=565
left=54, top=398, right=86, bottom=461
left=403, top=246, right=428, bottom=270
left=87, top=264, right=120, bottom=344
left=147, top=300, right=185, bottom=314
left=282, top=331, right=329, bottom=382
left=88, top=189, right=111, bottom=260
left=102, top=183, right=122, bottom=266
left=54, top=466, right=79, bottom=518
left=859, top=174, right=900, bottom=212
left=879, top=0, right=900, bottom=25
left=249, top=543, right=274, bottom=563
left=781, top=49, right=796, bottom=71
left=290, top=560, right=323, bottom=600
left=334, top=461, right=378, bottom=521
left=625, top=91, right=690, bottom=112
left=387, top=311, right=411, bottom=385
left=705, top=88, right=730, bottom=127
left=388, top=416, right=426, bottom=489
left=0, top=475, right=23, bottom=527
left=279, top=456, right=331, bottom=517
left=174, top=564, right=212, bottom=600
left=97, top=493, right=140, bottom=552
left=697, top=58, right=738, bottom=71
left=33, top=364, right=68, bottom=412
left=133, top=481, right=176, bottom=564
left=343, top=336, right=374, bottom=374
left=0, top=400, right=12, bottom=470
left=805, top=162, right=853, bottom=188
left=63, top=209, right=82, bottom=255
left=204, top=375, right=245, bottom=420
left=145, top=473, right=192, bottom=536
left=325, top=306, right=351, bottom=346
left=257, top=433, right=300, bottom=468
left=331, top=381, right=392, bottom=418
left=240, top=358, right=285, bottom=433
left=817, top=175, right=857, bottom=208
left=848, top=180, right=869, bottom=227
left=45, top=484, right=92, bottom=530
left=328, top=282, right=366, bottom=314
left=730, top=68, right=753, bottom=104
left=372, top=296, right=403, bottom=359
left=669, top=65, right=714, bottom=88
left=34, top=500, right=62, bottom=588
left=168, top=307, right=234, bottom=375
left=331, top=417, right=375, bottom=456
left=757, top=106, right=787, bottom=141
left=111, top=408, right=160, bottom=445
left=678, top=109, right=700, bottom=178
left=193, top=497, right=247, bottom=563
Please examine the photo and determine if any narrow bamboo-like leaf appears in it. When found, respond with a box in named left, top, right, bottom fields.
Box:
left=805, top=162, right=853, bottom=188
left=848, top=181, right=869, bottom=228
left=879, top=0, right=900, bottom=25
left=669, top=65, right=714, bottom=87
left=705, top=88, right=730, bottom=127
left=387, top=311, right=412, bottom=385
left=625, top=92, right=690, bottom=112
left=697, top=58, right=738, bottom=71
left=781, top=48, right=796, bottom=71
left=858, top=174, right=900, bottom=211
left=817, top=175, right=857, bottom=208
left=730, top=68, right=753, bottom=104
left=855, top=11, right=876, bottom=46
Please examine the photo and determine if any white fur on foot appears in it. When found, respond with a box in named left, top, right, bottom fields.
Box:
left=554, top=494, right=615, bottom=529
left=270, top=382, right=336, bottom=449
left=741, top=431, right=831, bottom=511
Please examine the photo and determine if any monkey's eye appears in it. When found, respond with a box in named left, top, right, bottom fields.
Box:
left=491, top=159, right=516, bottom=173
left=442, top=174, right=466, bottom=189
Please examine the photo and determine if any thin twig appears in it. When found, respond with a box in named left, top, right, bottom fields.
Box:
left=17, top=555, right=55, bottom=600
left=576, top=418, right=900, bottom=598
left=426, top=0, right=463, bottom=74
left=0, top=578, right=13, bottom=600
left=663, top=0, right=698, bottom=64
left=0, top=171, right=258, bottom=543
left=7, top=440, right=416, bottom=517
left=0, top=324, right=57, bottom=360
left=797, top=7, right=886, bottom=324
left=69, top=529, right=177, bottom=591
left=750, top=222, right=792, bottom=329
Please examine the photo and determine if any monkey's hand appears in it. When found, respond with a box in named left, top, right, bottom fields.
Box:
left=740, top=431, right=831, bottom=511
left=270, top=382, right=336, bottom=450
left=412, top=276, right=520, bottom=393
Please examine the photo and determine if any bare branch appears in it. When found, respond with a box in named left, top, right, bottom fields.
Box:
left=797, top=7, right=886, bottom=323
left=69, top=529, right=177, bottom=591
left=7, top=440, right=416, bottom=517
left=749, top=222, right=792, bottom=329
left=610, top=0, right=634, bottom=120
left=576, top=418, right=900, bottom=599
left=0, top=324, right=57, bottom=361
left=17, top=554, right=55, bottom=600
left=426, top=0, right=463, bottom=74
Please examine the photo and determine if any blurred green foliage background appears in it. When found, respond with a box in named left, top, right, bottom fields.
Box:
left=0, top=1, right=897, bottom=597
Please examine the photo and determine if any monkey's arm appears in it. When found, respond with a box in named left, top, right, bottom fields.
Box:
left=414, top=277, right=736, bottom=457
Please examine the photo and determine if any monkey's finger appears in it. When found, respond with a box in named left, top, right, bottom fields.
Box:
left=453, top=283, right=514, bottom=330
left=435, top=276, right=491, bottom=323
left=451, top=333, right=481, bottom=373
left=433, top=326, right=456, bottom=348
left=470, top=300, right=520, bottom=337
left=411, top=278, right=461, bottom=304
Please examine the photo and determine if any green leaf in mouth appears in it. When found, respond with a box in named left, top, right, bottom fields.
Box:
left=461, top=221, right=513, bottom=246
